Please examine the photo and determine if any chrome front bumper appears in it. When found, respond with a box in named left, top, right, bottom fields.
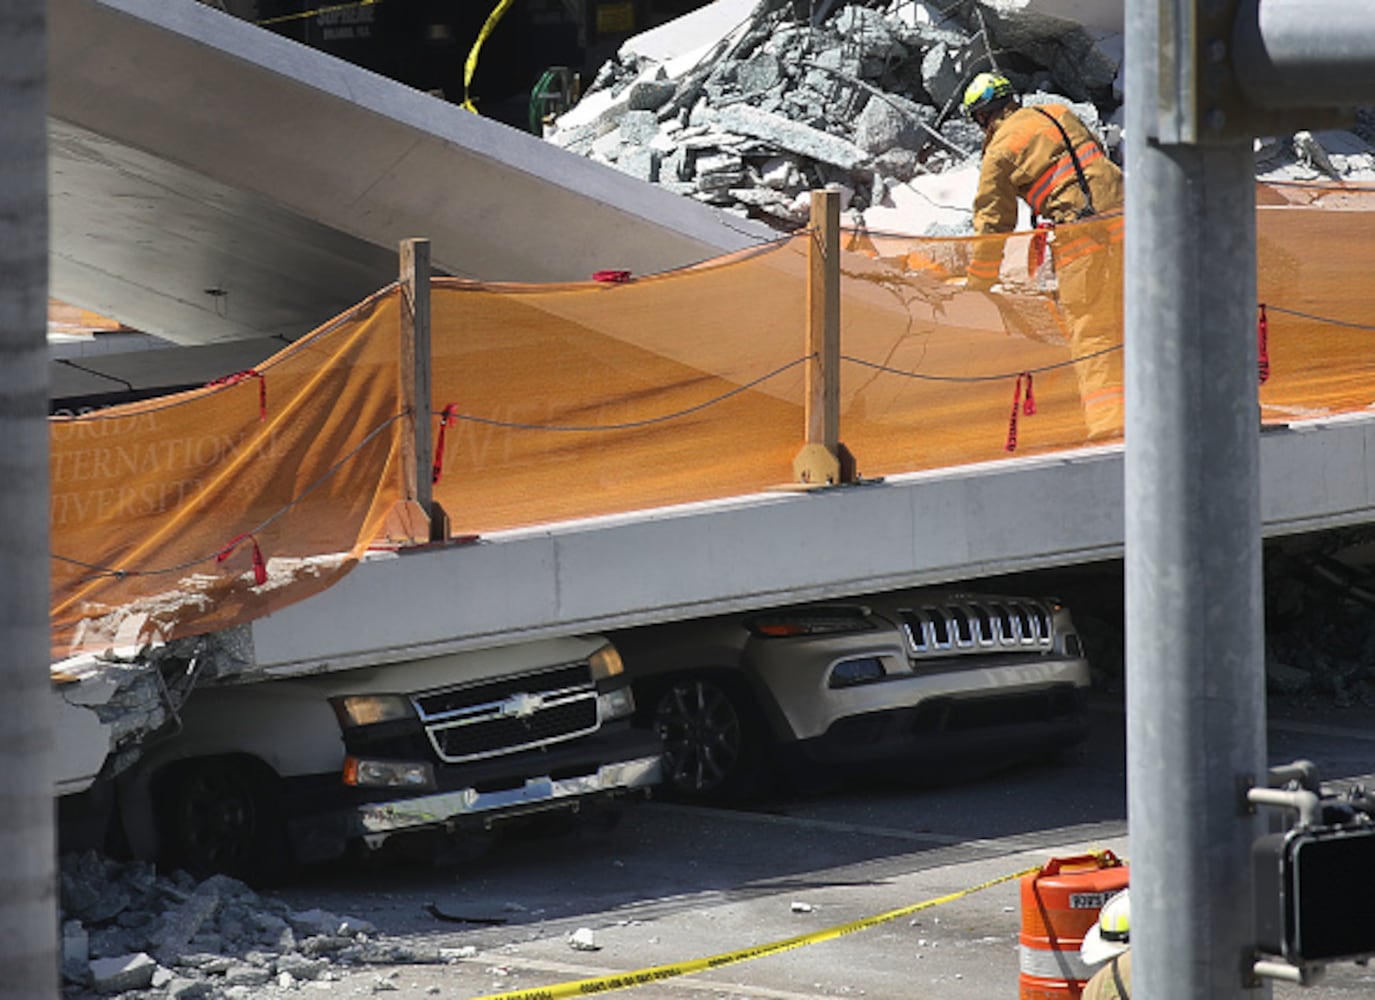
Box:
left=355, top=755, right=662, bottom=840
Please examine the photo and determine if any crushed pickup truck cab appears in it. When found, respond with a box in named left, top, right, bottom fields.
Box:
left=106, top=635, right=659, bottom=883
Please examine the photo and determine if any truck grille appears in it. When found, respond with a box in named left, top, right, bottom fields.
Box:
left=411, top=662, right=600, bottom=764
left=898, top=598, right=1053, bottom=658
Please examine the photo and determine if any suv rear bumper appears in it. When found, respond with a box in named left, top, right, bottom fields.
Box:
left=795, top=683, right=1088, bottom=767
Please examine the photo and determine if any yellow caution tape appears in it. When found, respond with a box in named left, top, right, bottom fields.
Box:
left=255, top=0, right=381, bottom=29
left=461, top=0, right=516, bottom=113
left=471, top=863, right=1042, bottom=1000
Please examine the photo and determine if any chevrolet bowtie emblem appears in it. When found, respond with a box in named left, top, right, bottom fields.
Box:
left=500, top=692, right=544, bottom=719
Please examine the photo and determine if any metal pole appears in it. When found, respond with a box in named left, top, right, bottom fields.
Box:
left=1125, top=1, right=1268, bottom=997
left=0, top=0, right=58, bottom=996
left=1233, top=0, right=1375, bottom=108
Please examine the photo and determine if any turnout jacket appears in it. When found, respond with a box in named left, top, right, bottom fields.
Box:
left=968, top=103, right=1123, bottom=288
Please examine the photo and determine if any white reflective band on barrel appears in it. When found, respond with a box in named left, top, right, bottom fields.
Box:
left=1019, top=944, right=1095, bottom=982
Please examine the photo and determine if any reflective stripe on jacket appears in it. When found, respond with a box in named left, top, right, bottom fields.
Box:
left=969, top=103, right=1124, bottom=284
left=1054, top=215, right=1126, bottom=268
left=972, top=104, right=1123, bottom=234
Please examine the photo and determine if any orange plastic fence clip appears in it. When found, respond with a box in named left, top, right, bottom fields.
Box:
left=1257, top=304, right=1271, bottom=385
left=1005, top=372, right=1035, bottom=452
left=217, top=533, right=268, bottom=586
left=206, top=368, right=267, bottom=421
left=1028, top=221, right=1055, bottom=275
left=432, top=403, right=459, bottom=485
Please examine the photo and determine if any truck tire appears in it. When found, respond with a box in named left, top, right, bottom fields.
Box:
left=156, top=757, right=293, bottom=885
left=645, top=672, right=769, bottom=804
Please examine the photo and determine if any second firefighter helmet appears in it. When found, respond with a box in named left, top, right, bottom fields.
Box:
left=962, top=72, right=1016, bottom=121
left=1080, top=889, right=1131, bottom=966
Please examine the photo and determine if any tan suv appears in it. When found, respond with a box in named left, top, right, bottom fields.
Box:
left=612, top=590, right=1090, bottom=802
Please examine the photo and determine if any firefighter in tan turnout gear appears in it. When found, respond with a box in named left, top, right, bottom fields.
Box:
left=1080, top=889, right=1132, bottom=999
left=962, top=72, right=1126, bottom=441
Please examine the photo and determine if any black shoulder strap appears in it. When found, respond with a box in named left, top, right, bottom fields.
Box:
left=1031, top=105, right=1096, bottom=218
left=1111, top=954, right=1130, bottom=999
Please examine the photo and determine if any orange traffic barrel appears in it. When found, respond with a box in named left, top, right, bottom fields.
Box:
left=1018, top=850, right=1129, bottom=999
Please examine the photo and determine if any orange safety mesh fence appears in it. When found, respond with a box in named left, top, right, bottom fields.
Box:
left=428, top=237, right=810, bottom=532
left=49, top=180, right=1375, bottom=657
left=426, top=216, right=1126, bottom=535
left=838, top=211, right=1123, bottom=472
left=50, top=289, right=409, bottom=660
left=1257, top=181, right=1375, bottom=422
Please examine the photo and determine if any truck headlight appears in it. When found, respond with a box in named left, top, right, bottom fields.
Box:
left=598, top=687, right=635, bottom=721
left=589, top=642, right=625, bottom=680
left=343, top=756, right=436, bottom=789
left=332, top=694, right=415, bottom=728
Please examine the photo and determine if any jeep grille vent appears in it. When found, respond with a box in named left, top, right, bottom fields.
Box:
left=898, top=599, right=1053, bottom=657
left=412, top=662, right=599, bottom=763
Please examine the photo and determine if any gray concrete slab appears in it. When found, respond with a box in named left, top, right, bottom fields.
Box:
left=49, top=333, right=287, bottom=401
left=49, top=0, right=772, bottom=345
left=246, top=415, right=1375, bottom=677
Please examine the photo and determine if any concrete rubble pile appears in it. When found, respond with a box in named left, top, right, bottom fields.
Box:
left=1074, top=534, right=1375, bottom=706
left=1262, top=535, right=1375, bottom=704
left=59, top=852, right=466, bottom=999
left=547, top=0, right=1375, bottom=238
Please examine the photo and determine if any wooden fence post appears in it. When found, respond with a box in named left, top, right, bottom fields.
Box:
left=392, top=237, right=450, bottom=542
left=794, top=189, right=853, bottom=485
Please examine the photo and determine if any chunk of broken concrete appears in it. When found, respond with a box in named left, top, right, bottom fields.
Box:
left=166, top=978, right=215, bottom=1000
left=712, top=104, right=867, bottom=171
left=567, top=927, right=600, bottom=951
left=90, top=952, right=157, bottom=994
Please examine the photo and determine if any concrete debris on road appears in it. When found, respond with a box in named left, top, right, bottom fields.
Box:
left=58, top=852, right=457, bottom=1000
left=547, top=0, right=1375, bottom=239
left=566, top=927, right=601, bottom=951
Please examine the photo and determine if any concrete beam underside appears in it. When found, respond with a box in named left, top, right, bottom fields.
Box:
left=248, top=415, right=1375, bottom=676
left=48, top=0, right=770, bottom=346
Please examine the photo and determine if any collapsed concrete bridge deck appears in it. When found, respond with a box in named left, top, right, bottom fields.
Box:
left=45, top=0, right=1375, bottom=681
left=246, top=415, right=1375, bottom=677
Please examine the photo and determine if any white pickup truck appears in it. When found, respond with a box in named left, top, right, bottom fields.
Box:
left=56, top=632, right=661, bottom=883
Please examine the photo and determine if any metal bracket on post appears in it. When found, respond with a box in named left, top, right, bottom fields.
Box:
left=791, top=188, right=856, bottom=488
left=1155, top=0, right=1352, bottom=145
left=1266, top=759, right=1319, bottom=793
left=1244, top=760, right=1324, bottom=826
left=1250, top=957, right=1323, bottom=987
left=1245, top=758, right=1346, bottom=987
left=1246, top=784, right=1322, bottom=828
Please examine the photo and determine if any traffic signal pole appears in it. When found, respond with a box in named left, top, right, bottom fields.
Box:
left=1124, top=1, right=1375, bottom=995
left=1122, top=132, right=1267, bottom=996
